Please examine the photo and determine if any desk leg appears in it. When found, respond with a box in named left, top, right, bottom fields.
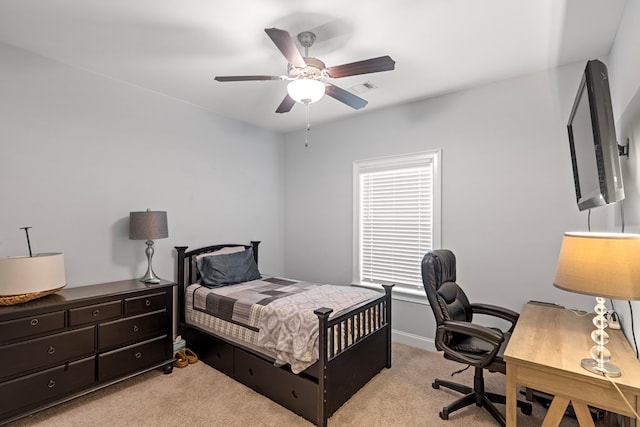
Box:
left=544, top=396, right=570, bottom=427
left=571, top=401, right=595, bottom=427
left=506, top=364, right=517, bottom=427
left=542, top=397, right=595, bottom=427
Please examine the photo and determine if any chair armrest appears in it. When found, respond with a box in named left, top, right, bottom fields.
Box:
left=437, top=320, right=504, bottom=368
left=471, top=303, right=519, bottom=332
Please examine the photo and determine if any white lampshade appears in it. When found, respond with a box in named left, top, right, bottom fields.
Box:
left=0, top=253, right=66, bottom=296
left=287, top=79, right=325, bottom=104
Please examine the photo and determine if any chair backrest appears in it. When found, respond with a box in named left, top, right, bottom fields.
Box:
left=421, top=249, right=473, bottom=330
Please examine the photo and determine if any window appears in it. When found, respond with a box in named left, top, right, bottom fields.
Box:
left=353, top=150, right=441, bottom=297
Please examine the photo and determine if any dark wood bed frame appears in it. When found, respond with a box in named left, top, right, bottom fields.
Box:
left=175, top=242, right=393, bottom=427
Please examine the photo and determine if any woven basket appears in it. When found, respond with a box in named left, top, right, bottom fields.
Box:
left=0, top=286, right=65, bottom=306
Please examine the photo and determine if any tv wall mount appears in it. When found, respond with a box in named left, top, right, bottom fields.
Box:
left=618, top=139, right=630, bottom=158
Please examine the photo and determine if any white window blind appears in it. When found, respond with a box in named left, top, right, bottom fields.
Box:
left=353, top=151, right=441, bottom=293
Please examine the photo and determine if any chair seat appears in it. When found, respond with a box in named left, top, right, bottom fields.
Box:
left=449, top=328, right=510, bottom=355
left=445, top=328, right=510, bottom=373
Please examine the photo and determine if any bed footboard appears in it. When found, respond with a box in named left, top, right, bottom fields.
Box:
left=315, top=284, right=393, bottom=426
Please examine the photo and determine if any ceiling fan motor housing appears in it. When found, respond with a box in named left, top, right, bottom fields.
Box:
left=288, top=57, right=327, bottom=80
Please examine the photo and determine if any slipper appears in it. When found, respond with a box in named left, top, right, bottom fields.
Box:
left=184, top=348, right=198, bottom=364
left=173, top=351, right=188, bottom=368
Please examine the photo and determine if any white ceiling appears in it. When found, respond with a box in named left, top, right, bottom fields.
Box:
left=0, top=0, right=628, bottom=133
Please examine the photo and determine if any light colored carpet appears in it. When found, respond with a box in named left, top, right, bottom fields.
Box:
left=9, top=343, right=595, bottom=426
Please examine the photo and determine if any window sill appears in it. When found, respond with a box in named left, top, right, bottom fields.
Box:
left=351, top=282, right=429, bottom=306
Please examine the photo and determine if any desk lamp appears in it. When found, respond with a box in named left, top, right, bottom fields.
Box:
left=129, top=209, right=168, bottom=284
left=554, top=232, right=640, bottom=377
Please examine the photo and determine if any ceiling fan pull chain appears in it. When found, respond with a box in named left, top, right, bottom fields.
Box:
left=305, top=102, right=311, bottom=148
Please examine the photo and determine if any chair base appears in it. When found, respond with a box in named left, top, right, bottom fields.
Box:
left=432, top=367, right=532, bottom=426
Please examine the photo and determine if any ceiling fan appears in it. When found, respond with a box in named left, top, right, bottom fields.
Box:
left=214, top=28, right=396, bottom=113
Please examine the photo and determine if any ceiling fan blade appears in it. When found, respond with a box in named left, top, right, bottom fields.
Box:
left=215, top=75, right=283, bottom=82
left=325, top=84, right=368, bottom=110
left=264, top=28, right=307, bottom=68
left=327, top=55, right=395, bottom=78
left=276, top=94, right=296, bottom=113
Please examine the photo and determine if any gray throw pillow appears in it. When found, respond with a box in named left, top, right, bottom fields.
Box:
left=196, top=248, right=261, bottom=287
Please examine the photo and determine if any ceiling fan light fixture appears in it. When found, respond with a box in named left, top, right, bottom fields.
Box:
left=287, top=79, right=325, bottom=104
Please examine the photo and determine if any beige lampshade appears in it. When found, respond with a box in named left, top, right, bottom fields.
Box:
left=554, top=232, right=640, bottom=300
left=0, top=253, right=66, bottom=296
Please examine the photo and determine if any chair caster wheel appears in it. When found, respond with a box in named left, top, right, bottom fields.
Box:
left=432, top=382, right=440, bottom=389
left=439, top=410, right=449, bottom=420
left=521, top=403, right=533, bottom=415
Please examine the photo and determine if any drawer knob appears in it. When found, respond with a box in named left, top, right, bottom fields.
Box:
left=133, top=325, right=139, bottom=332
left=248, top=368, right=254, bottom=376
left=92, top=309, right=100, bottom=317
left=48, top=379, right=56, bottom=388
left=30, top=318, right=39, bottom=326
left=145, top=300, right=151, bottom=307
left=47, top=346, right=56, bottom=355
left=135, top=352, right=142, bottom=359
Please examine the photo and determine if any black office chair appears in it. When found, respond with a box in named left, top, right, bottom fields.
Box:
left=421, top=249, right=532, bottom=426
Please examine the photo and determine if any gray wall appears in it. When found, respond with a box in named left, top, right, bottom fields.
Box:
left=282, top=0, right=640, bottom=349
left=283, top=63, right=599, bottom=348
left=0, top=41, right=285, bottom=286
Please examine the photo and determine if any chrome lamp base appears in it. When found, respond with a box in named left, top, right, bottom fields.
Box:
left=581, top=358, right=621, bottom=377
left=140, top=240, right=162, bottom=284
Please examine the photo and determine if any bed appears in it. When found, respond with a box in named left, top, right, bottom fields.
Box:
left=175, top=242, right=393, bottom=427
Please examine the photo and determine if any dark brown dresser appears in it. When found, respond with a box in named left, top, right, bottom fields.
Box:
left=0, top=279, right=175, bottom=425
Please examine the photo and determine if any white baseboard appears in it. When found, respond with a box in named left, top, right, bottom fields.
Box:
left=391, top=329, right=436, bottom=352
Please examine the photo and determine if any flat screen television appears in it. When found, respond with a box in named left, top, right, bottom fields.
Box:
left=567, top=59, right=624, bottom=211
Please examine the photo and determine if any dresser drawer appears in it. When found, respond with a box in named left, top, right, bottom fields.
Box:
left=0, top=326, right=95, bottom=381
left=0, top=311, right=65, bottom=344
left=0, top=356, right=95, bottom=419
left=97, top=310, right=167, bottom=350
left=69, top=300, right=121, bottom=326
left=124, top=292, right=166, bottom=315
left=98, top=336, right=168, bottom=382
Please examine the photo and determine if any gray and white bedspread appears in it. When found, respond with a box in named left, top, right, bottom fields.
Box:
left=188, top=277, right=380, bottom=373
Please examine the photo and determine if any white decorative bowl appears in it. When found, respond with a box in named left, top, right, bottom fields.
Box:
left=0, top=253, right=66, bottom=304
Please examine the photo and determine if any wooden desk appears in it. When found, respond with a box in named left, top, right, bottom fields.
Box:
left=504, top=303, right=640, bottom=426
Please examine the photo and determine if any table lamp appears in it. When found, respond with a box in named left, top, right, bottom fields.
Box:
left=553, top=231, right=640, bottom=377
left=129, top=209, right=168, bottom=284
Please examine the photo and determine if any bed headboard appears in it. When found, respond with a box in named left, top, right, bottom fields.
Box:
left=174, top=241, right=260, bottom=323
